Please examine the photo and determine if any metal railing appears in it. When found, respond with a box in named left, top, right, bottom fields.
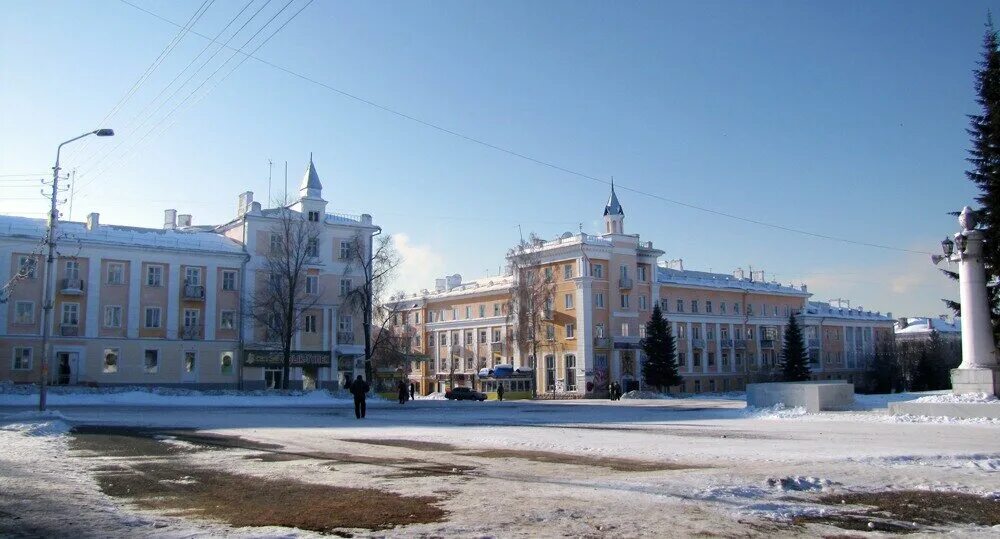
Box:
left=618, top=277, right=633, bottom=289
left=60, top=278, right=84, bottom=294
left=60, top=325, right=79, bottom=337
left=183, top=284, right=205, bottom=300
left=691, top=338, right=706, bottom=348
left=180, top=325, right=203, bottom=340
left=593, top=336, right=612, bottom=348
left=734, top=339, right=747, bottom=349
left=719, top=338, right=733, bottom=347
left=338, top=331, right=355, bottom=344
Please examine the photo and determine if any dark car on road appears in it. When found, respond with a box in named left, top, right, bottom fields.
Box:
left=445, top=387, right=487, bottom=401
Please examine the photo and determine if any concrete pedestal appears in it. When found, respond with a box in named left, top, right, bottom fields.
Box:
left=746, top=381, right=854, bottom=412
left=950, top=367, right=1000, bottom=397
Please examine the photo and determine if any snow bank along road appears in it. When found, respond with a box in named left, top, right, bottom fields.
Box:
left=2, top=397, right=999, bottom=537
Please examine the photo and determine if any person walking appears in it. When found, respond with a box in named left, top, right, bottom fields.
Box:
left=409, top=382, right=416, bottom=401
left=397, top=380, right=407, bottom=404
left=497, top=383, right=505, bottom=402
left=350, top=375, right=369, bottom=419
left=608, top=382, right=615, bottom=401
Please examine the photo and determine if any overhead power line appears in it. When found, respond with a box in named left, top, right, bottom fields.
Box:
left=117, top=0, right=933, bottom=257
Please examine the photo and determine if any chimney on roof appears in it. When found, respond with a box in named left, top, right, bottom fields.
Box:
left=86, top=213, right=99, bottom=231
left=238, top=191, right=253, bottom=216
left=361, top=213, right=372, bottom=225
left=177, top=214, right=192, bottom=228
left=164, top=209, right=177, bottom=230
left=434, top=278, right=446, bottom=293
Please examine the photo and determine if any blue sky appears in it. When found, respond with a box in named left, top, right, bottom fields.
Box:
left=1, top=0, right=995, bottom=316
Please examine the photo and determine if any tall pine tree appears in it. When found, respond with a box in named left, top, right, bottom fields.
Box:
left=642, top=304, right=682, bottom=392
left=947, top=15, right=1000, bottom=340
left=779, top=312, right=811, bottom=382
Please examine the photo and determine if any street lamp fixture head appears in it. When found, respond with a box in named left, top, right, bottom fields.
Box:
left=955, top=233, right=968, bottom=254
left=942, top=237, right=955, bottom=257
left=93, top=128, right=114, bottom=137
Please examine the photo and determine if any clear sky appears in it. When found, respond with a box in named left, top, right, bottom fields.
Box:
left=1, top=0, right=996, bottom=317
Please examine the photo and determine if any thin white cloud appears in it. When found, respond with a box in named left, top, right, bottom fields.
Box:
left=391, top=233, right=446, bottom=295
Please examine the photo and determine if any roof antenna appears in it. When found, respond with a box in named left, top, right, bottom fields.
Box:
left=267, top=159, right=273, bottom=207
left=284, top=161, right=288, bottom=205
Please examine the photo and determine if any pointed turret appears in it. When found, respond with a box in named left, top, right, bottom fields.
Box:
left=603, top=179, right=625, bottom=234
left=300, top=152, right=323, bottom=198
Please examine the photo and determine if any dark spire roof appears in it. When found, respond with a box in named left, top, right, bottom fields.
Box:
left=604, top=178, right=624, bottom=216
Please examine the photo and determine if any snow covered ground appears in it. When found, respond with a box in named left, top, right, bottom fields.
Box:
left=2, top=392, right=999, bottom=537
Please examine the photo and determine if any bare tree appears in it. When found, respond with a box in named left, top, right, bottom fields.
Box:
left=248, top=208, right=320, bottom=389
left=344, top=232, right=401, bottom=383
left=505, top=234, right=555, bottom=397
left=371, top=314, right=418, bottom=391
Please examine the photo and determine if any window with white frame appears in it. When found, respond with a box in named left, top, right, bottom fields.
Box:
left=305, top=275, right=318, bottom=294
left=144, top=349, right=159, bottom=374
left=61, top=302, right=79, bottom=326
left=103, top=305, right=122, bottom=328
left=339, top=240, right=351, bottom=259
left=103, top=348, right=119, bottom=373
left=491, top=328, right=501, bottom=342
left=107, top=262, right=125, bottom=285
left=428, top=333, right=436, bottom=347
left=720, top=302, right=727, bottom=314
left=307, top=210, right=320, bottom=222
left=639, top=295, right=647, bottom=311
left=693, top=351, right=702, bottom=367
left=184, top=351, right=196, bottom=374
left=546, top=325, right=555, bottom=340
left=566, top=323, right=575, bottom=339
left=183, top=308, right=200, bottom=328
left=494, top=303, right=501, bottom=316
left=544, top=267, right=553, bottom=281
left=306, top=238, right=319, bottom=257
left=146, top=265, right=163, bottom=287
left=565, top=354, right=577, bottom=391
left=594, top=292, right=605, bottom=308
left=220, top=310, right=235, bottom=330
left=677, top=323, right=687, bottom=338
left=706, top=300, right=713, bottom=313
left=620, top=294, right=629, bottom=309
left=639, top=325, right=646, bottom=338
left=707, top=326, right=715, bottom=340
left=184, top=266, right=201, bottom=286
left=339, top=279, right=351, bottom=296
left=595, top=323, right=605, bottom=338
left=620, top=265, right=628, bottom=280
left=637, top=265, right=647, bottom=281
left=12, top=347, right=32, bottom=370
left=222, top=270, right=237, bottom=291
left=144, top=307, right=162, bottom=328
left=65, top=260, right=80, bottom=280
left=734, top=302, right=741, bottom=314
left=676, top=299, right=684, bottom=312
left=479, top=304, right=486, bottom=318
left=591, top=263, right=603, bottom=278
left=18, top=256, right=37, bottom=279
left=270, top=233, right=282, bottom=253
left=304, top=314, right=317, bottom=333
left=693, top=325, right=702, bottom=339
left=621, top=322, right=630, bottom=337
left=338, top=315, right=352, bottom=332
left=465, top=306, right=472, bottom=319
left=691, top=300, right=699, bottom=313
left=564, top=264, right=573, bottom=279
left=565, top=293, right=574, bottom=309
left=659, top=299, right=669, bottom=312
left=14, top=301, right=33, bottom=324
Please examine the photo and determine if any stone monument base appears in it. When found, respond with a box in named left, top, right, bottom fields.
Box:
left=950, top=367, right=1000, bottom=396
left=888, top=401, right=1000, bottom=420
left=746, top=381, right=854, bottom=413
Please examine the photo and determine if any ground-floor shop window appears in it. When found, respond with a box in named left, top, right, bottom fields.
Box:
left=144, top=350, right=159, bottom=374
left=265, top=368, right=283, bottom=389
left=220, top=352, right=234, bottom=375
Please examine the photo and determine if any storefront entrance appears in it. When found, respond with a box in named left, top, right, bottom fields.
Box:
left=54, top=352, right=79, bottom=385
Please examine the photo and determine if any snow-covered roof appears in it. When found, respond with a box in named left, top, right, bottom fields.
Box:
left=656, top=266, right=809, bottom=296
left=0, top=215, right=245, bottom=255
left=399, top=275, right=514, bottom=303
left=895, top=317, right=961, bottom=335
left=301, top=155, right=322, bottom=191
left=802, top=301, right=893, bottom=321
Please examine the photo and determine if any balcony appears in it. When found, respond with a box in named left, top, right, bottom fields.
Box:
left=719, top=338, right=733, bottom=347
left=541, top=309, right=554, bottom=321
left=60, top=325, right=79, bottom=337
left=180, top=325, right=203, bottom=340
left=691, top=338, right=706, bottom=348
left=734, top=339, right=747, bottom=349
left=593, top=336, right=612, bottom=348
left=490, top=341, right=505, bottom=353
left=183, top=284, right=206, bottom=301
left=60, top=278, right=84, bottom=295
left=760, top=339, right=775, bottom=348
left=618, top=277, right=633, bottom=289
left=337, top=331, right=355, bottom=344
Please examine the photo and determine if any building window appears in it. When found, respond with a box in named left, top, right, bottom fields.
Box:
left=707, top=326, right=715, bottom=340
left=706, top=300, right=712, bottom=314
left=565, top=354, right=577, bottom=391
left=595, top=323, right=605, bottom=338
left=270, top=233, right=282, bottom=253
left=494, top=303, right=501, bottom=316
left=439, top=332, right=447, bottom=346
left=65, top=260, right=80, bottom=280
left=620, top=294, right=629, bottom=309
left=146, top=265, right=163, bottom=287
left=107, top=262, right=125, bottom=285
left=735, top=352, right=743, bottom=365
left=221, top=352, right=234, bottom=375
left=144, top=307, right=162, bottom=329
left=709, top=379, right=716, bottom=392
left=307, top=210, right=320, bottom=222
left=595, top=293, right=605, bottom=308
left=677, top=323, right=686, bottom=338
left=691, top=300, right=699, bottom=313
left=639, top=295, right=647, bottom=311
left=693, top=351, right=702, bottom=367
left=660, top=299, right=669, bottom=312
left=306, top=275, right=318, bottom=294
left=637, top=265, right=647, bottom=281
left=693, top=325, right=702, bottom=339
left=304, top=314, right=317, bottom=333
left=639, top=325, right=647, bottom=338
left=184, top=267, right=201, bottom=286
left=306, top=238, right=319, bottom=257
left=465, top=331, right=473, bottom=345
left=676, top=299, right=684, bottom=313
left=747, top=303, right=754, bottom=316
left=708, top=352, right=716, bottom=366
left=340, top=279, right=351, bottom=296
left=564, top=264, right=573, bottom=280
left=565, top=293, right=574, bottom=309
left=184, top=351, right=197, bottom=374
left=183, top=308, right=200, bottom=328
left=678, top=352, right=686, bottom=367
left=566, top=323, right=575, bottom=339
left=103, top=348, right=119, bottom=373
left=720, top=302, right=727, bottom=314
left=103, top=305, right=122, bottom=328
left=546, top=325, right=555, bottom=340
left=479, top=305, right=486, bottom=318
left=415, top=312, right=420, bottom=324
left=338, top=315, right=353, bottom=332
left=734, top=303, right=741, bottom=314
left=12, top=347, right=32, bottom=370
left=428, top=334, right=435, bottom=347
left=621, top=323, right=630, bottom=337
left=61, top=302, right=79, bottom=326
left=479, top=330, right=488, bottom=344
left=465, top=306, right=472, bottom=319
left=721, top=326, right=729, bottom=339
left=592, top=263, right=603, bottom=278
left=620, top=265, right=628, bottom=280
left=17, top=256, right=37, bottom=279
left=144, top=349, right=159, bottom=374
left=491, top=328, right=501, bottom=342
left=14, top=301, right=34, bottom=324
left=774, top=305, right=779, bottom=317
left=545, top=355, right=556, bottom=390
left=220, top=310, right=235, bottom=330
left=222, top=270, right=237, bottom=291
left=722, top=352, right=730, bottom=367
left=451, top=308, right=458, bottom=320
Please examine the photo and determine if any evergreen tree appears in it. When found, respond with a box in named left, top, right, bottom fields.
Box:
left=642, top=304, right=682, bottom=391
left=910, top=347, right=934, bottom=392
left=946, top=16, right=1000, bottom=340
left=779, top=312, right=811, bottom=382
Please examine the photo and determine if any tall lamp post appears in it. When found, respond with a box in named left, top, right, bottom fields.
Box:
left=38, top=128, right=114, bottom=411
left=932, top=206, right=1000, bottom=396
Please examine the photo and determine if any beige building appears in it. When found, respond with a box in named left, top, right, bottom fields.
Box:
left=395, top=187, right=895, bottom=396
left=0, top=157, right=375, bottom=390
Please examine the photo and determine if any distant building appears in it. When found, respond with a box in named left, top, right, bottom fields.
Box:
left=894, top=316, right=962, bottom=344
left=0, top=157, right=375, bottom=390
left=392, top=186, right=895, bottom=396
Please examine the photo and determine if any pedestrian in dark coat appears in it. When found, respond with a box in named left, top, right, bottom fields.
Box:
left=608, top=382, right=615, bottom=401
left=397, top=380, right=407, bottom=404
left=350, top=375, right=369, bottom=419
left=497, top=383, right=505, bottom=402
left=409, top=382, right=416, bottom=401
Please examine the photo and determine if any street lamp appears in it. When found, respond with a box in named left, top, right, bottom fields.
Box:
left=38, top=128, right=114, bottom=411
left=942, top=237, right=954, bottom=257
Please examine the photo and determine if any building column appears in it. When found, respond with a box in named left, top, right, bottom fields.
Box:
left=204, top=264, right=217, bottom=341
left=685, top=321, right=693, bottom=372
left=576, top=276, right=594, bottom=394
left=166, top=264, right=180, bottom=340
left=85, top=257, right=101, bottom=338
left=126, top=260, right=141, bottom=339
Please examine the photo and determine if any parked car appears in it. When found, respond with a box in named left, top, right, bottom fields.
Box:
left=478, top=368, right=491, bottom=378
left=492, top=364, right=515, bottom=378
left=445, top=387, right=487, bottom=401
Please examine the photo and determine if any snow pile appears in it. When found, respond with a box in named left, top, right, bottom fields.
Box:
left=867, top=453, right=1000, bottom=472
left=913, top=392, right=998, bottom=404
left=1, top=419, right=71, bottom=437
left=418, top=392, right=448, bottom=400
left=765, top=476, right=837, bottom=492
left=743, top=403, right=808, bottom=419
left=620, top=390, right=675, bottom=400
left=696, top=483, right=831, bottom=521
left=0, top=387, right=355, bottom=407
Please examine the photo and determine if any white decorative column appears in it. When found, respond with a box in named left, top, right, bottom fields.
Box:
left=126, top=260, right=141, bottom=339
left=576, top=275, right=594, bottom=394
left=949, top=207, right=1000, bottom=396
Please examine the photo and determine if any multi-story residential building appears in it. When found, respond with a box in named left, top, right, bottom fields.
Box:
left=396, top=186, right=896, bottom=396
left=0, top=157, right=375, bottom=390
left=895, top=316, right=962, bottom=344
